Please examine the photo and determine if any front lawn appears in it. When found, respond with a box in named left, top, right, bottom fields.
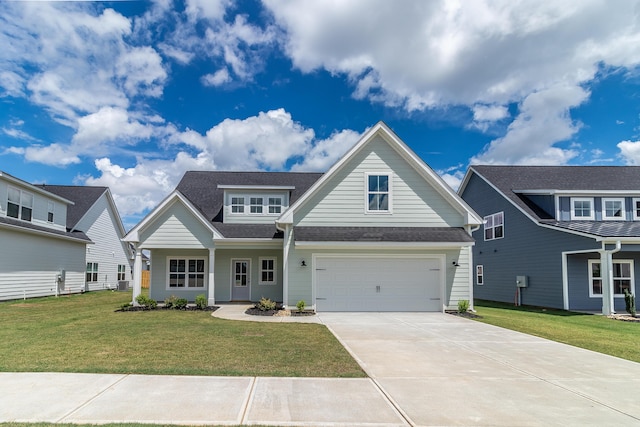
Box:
left=473, top=300, right=640, bottom=363
left=0, top=291, right=365, bottom=377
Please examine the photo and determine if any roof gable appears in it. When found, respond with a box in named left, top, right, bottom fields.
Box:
left=36, top=185, right=108, bottom=230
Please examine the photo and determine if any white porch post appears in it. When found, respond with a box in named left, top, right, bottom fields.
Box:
left=600, top=250, right=613, bottom=316
left=282, top=225, right=292, bottom=309
left=132, top=244, right=143, bottom=305
left=208, top=248, right=216, bottom=306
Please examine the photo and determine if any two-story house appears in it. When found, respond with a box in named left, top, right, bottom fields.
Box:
left=124, top=122, right=483, bottom=312
left=459, top=165, right=640, bottom=315
left=0, top=171, right=131, bottom=301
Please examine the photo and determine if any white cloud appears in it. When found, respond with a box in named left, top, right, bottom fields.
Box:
left=73, top=107, right=154, bottom=146
left=291, top=129, right=362, bottom=171
left=617, top=140, right=640, bottom=165
left=115, top=46, right=167, bottom=98
left=24, top=143, right=81, bottom=166
left=439, top=171, right=464, bottom=191
left=202, top=68, right=231, bottom=87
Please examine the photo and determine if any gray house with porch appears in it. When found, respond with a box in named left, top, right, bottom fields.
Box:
left=459, top=165, right=640, bottom=315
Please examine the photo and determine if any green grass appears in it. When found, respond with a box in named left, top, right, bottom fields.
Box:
left=473, top=300, right=640, bottom=363
left=0, top=291, right=364, bottom=377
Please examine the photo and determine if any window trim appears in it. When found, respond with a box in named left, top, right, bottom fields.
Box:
left=633, top=198, right=640, bottom=221
left=476, top=265, right=484, bottom=286
left=228, top=193, right=286, bottom=216
left=602, top=198, right=625, bottom=221
left=117, top=264, right=126, bottom=281
left=47, top=201, right=55, bottom=223
left=86, top=262, right=99, bottom=283
left=258, top=257, right=277, bottom=285
left=364, top=172, right=392, bottom=214
left=7, top=186, right=33, bottom=222
left=588, top=259, right=634, bottom=298
left=268, top=197, right=282, bottom=214
left=483, top=212, right=504, bottom=241
left=231, top=197, right=245, bottom=213
left=166, top=257, right=207, bottom=290
left=570, top=197, right=595, bottom=220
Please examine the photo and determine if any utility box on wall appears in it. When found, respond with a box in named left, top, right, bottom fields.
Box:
left=516, top=275, right=528, bottom=288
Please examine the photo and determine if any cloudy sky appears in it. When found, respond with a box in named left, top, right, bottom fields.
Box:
left=3, top=0, right=640, bottom=229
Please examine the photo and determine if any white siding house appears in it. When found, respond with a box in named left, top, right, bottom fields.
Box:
left=125, top=122, right=482, bottom=311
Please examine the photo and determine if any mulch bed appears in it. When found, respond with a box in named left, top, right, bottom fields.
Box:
left=245, top=307, right=316, bottom=317
left=446, top=310, right=482, bottom=319
left=116, top=305, right=219, bottom=312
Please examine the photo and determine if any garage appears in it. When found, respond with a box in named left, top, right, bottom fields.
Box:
left=314, top=256, right=443, bottom=312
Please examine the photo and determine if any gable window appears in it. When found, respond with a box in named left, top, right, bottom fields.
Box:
left=117, top=264, right=126, bottom=281
left=476, top=265, right=484, bottom=286
left=7, top=186, right=33, bottom=222
left=484, top=212, right=504, bottom=241
left=168, top=258, right=205, bottom=288
left=86, top=262, right=98, bottom=283
left=250, top=197, right=263, bottom=214
left=268, top=197, right=282, bottom=214
left=634, top=198, right=640, bottom=220
left=47, top=201, right=55, bottom=223
left=259, top=258, right=276, bottom=285
left=571, top=197, right=594, bottom=220
left=366, top=174, right=390, bottom=212
left=231, top=197, right=244, bottom=213
left=588, top=259, right=634, bottom=297
left=603, top=198, right=624, bottom=220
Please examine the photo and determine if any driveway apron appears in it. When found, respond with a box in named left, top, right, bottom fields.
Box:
left=318, top=312, right=640, bottom=427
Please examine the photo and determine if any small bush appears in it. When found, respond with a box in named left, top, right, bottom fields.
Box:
left=135, top=294, right=158, bottom=310
left=256, top=297, right=277, bottom=311
left=119, top=302, right=132, bottom=311
left=624, top=289, right=636, bottom=317
left=296, top=300, right=306, bottom=312
left=195, top=294, right=207, bottom=310
left=458, top=299, right=470, bottom=314
left=164, top=295, right=178, bottom=309
left=174, top=298, right=188, bottom=310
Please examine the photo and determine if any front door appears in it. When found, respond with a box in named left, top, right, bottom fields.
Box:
left=231, top=259, right=251, bottom=301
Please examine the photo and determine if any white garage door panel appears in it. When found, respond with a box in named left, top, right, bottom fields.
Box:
left=315, top=257, right=442, bottom=312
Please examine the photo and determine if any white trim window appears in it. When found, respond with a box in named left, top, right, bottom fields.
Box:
left=633, top=198, right=640, bottom=221
left=231, top=197, right=245, bottom=213
left=602, top=198, right=625, bottom=220
left=117, top=264, right=126, bottom=281
left=7, top=186, right=33, bottom=222
left=168, top=258, right=206, bottom=289
left=366, top=173, right=391, bottom=212
left=484, top=212, right=504, bottom=241
left=571, top=197, right=594, bottom=220
left=250, top=197, right=263, bottom=214
left=476, top=265, right=484, bottom=285
left=588, top=259, right=634, bottom=297
left=86, top=262, right=98, bottom=283
left=47, top=201, right=55, bottom=223
left=259, top=257, right=276, bottom=285
left=268, top=197, right=282, bottom=214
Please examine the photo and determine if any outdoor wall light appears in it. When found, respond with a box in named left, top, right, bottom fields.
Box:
left=301, top=260, right=307, bottom=267
left=452, top=261, right=460, bottom=267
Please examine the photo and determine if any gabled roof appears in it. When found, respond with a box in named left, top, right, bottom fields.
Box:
left=0, top=171, right=74, bottom=204
left=460, top=165, right=640, bottom=239
left=35, top=185, right=108, bottom=230
left=0, top=215, right=91, bottom=242
left=278, top=121, right=483, bottom=227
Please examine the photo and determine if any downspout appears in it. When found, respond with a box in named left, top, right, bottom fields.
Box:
left=466, top=224, right=481, bottom=312
left=599, top=240, right=621, bottom=316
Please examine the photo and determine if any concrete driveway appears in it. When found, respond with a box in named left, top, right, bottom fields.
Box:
left=318, top=312, right=640, bottom=427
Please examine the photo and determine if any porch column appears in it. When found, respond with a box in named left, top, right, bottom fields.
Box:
left=208, top=248, right=216, bottom=306
left=132, top=244, right=143, bottom=305
left=600, top=251, right=614, bottom=316
left=282, top=225, right=292, bottom=309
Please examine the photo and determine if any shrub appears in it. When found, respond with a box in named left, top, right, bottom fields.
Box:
left=135, top=294, right=157, bottom=310
left=624, top=289, right=636, bottom=317
left=164, top=295, right=178, bottom=309
left=458, top=299, right=470, bottom=314
left=195, top=294, right=207, bottom=310
left=119, top=302, right=132, bottom=311
left=256, top=297, right=277, bottom=311
left=174, top=298, right=188, bottom=310
left=296, top=300, right=306, bottom=312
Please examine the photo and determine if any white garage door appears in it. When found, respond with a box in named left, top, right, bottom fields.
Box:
left=315, top=256, right=442, bottom=312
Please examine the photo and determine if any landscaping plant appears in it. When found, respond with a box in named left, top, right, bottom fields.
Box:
left=257, top=297, right=277, bottom=311
left=457, top=299, right=469, bottom=314
left=296, top=300, right=306, bottom=312
left=195, top=294, right=207, bottom=310
left=624, top=289, right=636, bottom=317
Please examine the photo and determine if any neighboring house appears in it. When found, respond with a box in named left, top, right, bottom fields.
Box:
left=124, top=122, right=482, bottom=312
left=0, top=171, right=91, bottom=300
left=459, top=165, right=640, bottom=315
left=35, top=184, right=132, bottom=292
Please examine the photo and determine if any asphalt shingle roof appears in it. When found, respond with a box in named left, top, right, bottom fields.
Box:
left=35, top=185, right=107, bottom=229
left=0, top=215, right=91, bottom=242
left=294, top=226, right=474, bottom=243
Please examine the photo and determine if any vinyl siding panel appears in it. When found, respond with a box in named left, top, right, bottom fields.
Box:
left=0, top=228, right=85, bottom=301
left=139, top=201, right=213, bottom=249
left=76, top=195, right=131, bottom=291
left=295, top=135, right=464, bottom=227
left=0, top=178, right=68, bottom=232
left=461, top=173, right=599, bottom=309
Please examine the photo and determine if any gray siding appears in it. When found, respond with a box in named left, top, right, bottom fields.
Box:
left=0, top=228, right=86, bottom=300
left=462, top=173, right=599, bottom=309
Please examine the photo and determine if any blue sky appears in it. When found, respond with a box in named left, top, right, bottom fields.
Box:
left=2, top=0, right=640, bottom=229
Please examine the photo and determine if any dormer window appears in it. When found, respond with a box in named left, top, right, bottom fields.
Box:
left=47, top=201, right=55, bottom=222
left=231, top=197, right=244, bottom=213
left=268, top=197, right=282, bottom=214
left=7, top=186, right=33, bottom=222
left=250, top=197, right=263, bottom=213
left=603, top=198, right=624, bottom=220
left=570, top=197, right=594, bottom=220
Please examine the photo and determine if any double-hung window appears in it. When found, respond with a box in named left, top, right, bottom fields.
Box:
left=259, top=258, right=276, bottom=284
left=168, top=258, right=205, bottom=288
left=588, top=259, right=634, bottom=297
left=250, top=197, right=263, bottom=214
left=602, top=198, right=624, bottom=220
left=7, top=186, right=33, bottom=222
left=571, top=197, right=594, bottom=220
left=633, top=198, right=640, bottom=220
left=268, top=197, right=282, bottom=214
left=231, top=197, right=244, bottom=213
left=86, top=262, right=98, bottom=283
left=117, top=264, right=126, bottom=281
left=476, top=265, right=484, bottom=285
left=47, top=201, right=55, bottom=223
left=484, top=212, right=504, bottom=241
left=367, top=174, right=390, bottom=212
